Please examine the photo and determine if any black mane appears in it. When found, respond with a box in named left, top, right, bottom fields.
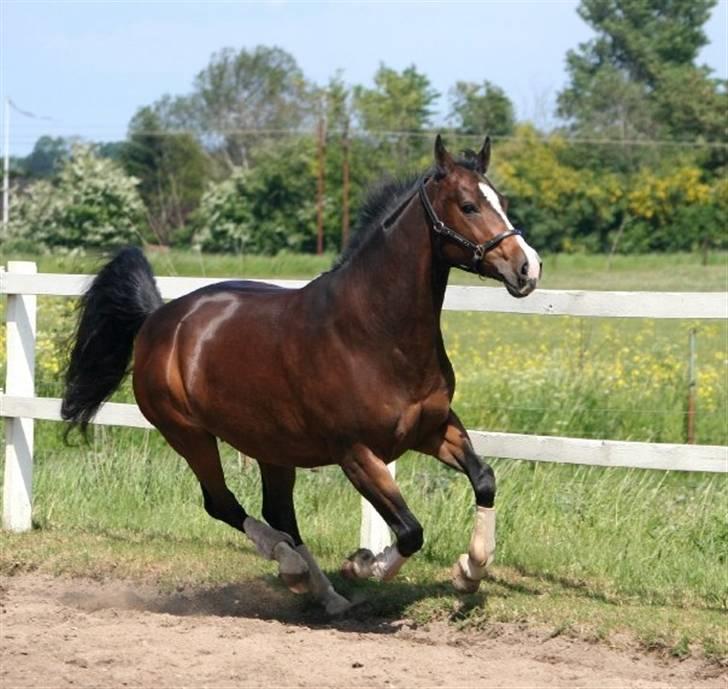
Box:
left=331, top=154, right=480, bottom=271
left=332, top=172, right=421, bottom=270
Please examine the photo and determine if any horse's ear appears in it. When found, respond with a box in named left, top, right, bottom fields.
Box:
left=476, top=136, right=491, bottom=174
left=434, top=134, right=455, bottom=175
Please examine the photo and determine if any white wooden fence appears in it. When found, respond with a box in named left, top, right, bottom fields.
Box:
left=2, top=261, right=727, bottom=548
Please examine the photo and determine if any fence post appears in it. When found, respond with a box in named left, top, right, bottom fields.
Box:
left=360, top=463, right=395, bottom=552
left=686, top=328, right=697, bottom=444
left=2, top=261, right=37, bottom=532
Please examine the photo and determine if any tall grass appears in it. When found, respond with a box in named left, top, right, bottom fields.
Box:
left=30, top=425, right=727, bottom=612
left=446, top=312, right=726, bottom=446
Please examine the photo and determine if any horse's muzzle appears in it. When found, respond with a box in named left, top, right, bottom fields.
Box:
left=505, top=276, right=538, bottom=298
left=502, top=253, right=541, bottom=297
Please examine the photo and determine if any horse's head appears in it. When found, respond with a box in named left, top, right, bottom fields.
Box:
left=424, top=135, right=541, bottom=298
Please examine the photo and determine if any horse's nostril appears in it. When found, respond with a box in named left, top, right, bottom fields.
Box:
left=520, top=260, right=529, bottom=277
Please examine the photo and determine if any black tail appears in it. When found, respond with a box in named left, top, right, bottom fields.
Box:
left=61, top=247, right=163, bottom=438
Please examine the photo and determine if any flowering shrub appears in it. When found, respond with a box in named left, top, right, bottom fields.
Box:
left=489, top=125, right=727, bottom=254
left=7, top=145, right=145, bottom=250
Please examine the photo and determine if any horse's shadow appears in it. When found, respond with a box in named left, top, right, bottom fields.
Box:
left=60, top=570, right=487, bottom=635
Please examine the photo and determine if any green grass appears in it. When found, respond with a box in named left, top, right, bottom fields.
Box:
left=3, top=247, right=727, bottom=290
left=1, top=249, right=726, bottom=661
left=19, top=427, right=728, bottom=609
left=446, top=311, right=727, bottom=446
left=2, top=430, right=726, bottom=660
left=1, top=247, right=335, bottom=280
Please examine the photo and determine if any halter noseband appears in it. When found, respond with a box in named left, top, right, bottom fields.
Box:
left=418, top=178, right=522, bottom=275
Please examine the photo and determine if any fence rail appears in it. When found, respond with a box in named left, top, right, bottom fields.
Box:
left=3, top=270, right=726, bottom=318
left=2, top=263, right=727, bottom=541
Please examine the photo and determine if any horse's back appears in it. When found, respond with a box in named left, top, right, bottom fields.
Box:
left=197, top=279, right=291, bottom=296
left=134, top=277, right=304, bottom=369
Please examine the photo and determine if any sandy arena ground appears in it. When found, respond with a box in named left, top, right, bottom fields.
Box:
left=1, top=573, right=725, bottom=688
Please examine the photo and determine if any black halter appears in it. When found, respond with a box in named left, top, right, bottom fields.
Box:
left=418, top=178, right=522, bottom=275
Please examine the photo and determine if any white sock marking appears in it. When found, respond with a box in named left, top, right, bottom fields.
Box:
left=371, top=544, right=407, bottom=581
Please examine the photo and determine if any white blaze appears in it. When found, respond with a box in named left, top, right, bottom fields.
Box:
left=478, top=182, right=541, bottom=281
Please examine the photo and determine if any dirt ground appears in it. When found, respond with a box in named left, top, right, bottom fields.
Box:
left=0, top=573, right=724, bottom=689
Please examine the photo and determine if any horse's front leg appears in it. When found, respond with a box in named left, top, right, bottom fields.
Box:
left=259, top=463, right=351, bottom=615
left=417, top=411, right=496, bottom=593
left=340, top=443, right=423, bottom=582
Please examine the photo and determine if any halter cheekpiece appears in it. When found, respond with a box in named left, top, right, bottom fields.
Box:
left=418, top=178, right=522, bottom=275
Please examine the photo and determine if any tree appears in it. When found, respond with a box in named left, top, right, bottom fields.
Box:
left=121, top=106, right=211, bottom=244
left=322, top=73, right=355, bottom=248
left=449, top=81, right=515, bottom=137
left=157, top=46, right=312, bottom=168
left=557, top=0, right=724, bottom=151
left=7, top=145, right=145, bottom=250
left=192, top=138, right=327, bottom=254
left=96, top=141, right=126, bottom=162
left=354, top=64, right=439, bottom=169
left=652, top=65, right=728, bottom=144
left=572, top=0, right=715, bottom=86
left=23, top=136, right=72, bottom=177
left=354, top=64, right=438, bottom=133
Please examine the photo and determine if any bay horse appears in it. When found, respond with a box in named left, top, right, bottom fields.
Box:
left=61, top=136, right=541, bottom=614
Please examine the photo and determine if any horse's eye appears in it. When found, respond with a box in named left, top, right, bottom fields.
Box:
left=461, top=203, right=478, bottom=215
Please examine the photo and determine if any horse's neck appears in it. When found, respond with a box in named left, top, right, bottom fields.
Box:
left=336, top=197, right=449, bottom=342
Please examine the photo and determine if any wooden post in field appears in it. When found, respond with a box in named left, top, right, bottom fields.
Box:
left=360, top=463, right=394, bottom=552
left=315, top=110, right=327, bottom=256
left=2, top=261, right=37, bottom=531
left=686, top=328, right=697, bottom=445
left=341, top=117, right=351, bottom=249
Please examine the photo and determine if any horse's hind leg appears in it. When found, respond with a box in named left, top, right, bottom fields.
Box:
left=417, top=411, right=496, bottom=593
left=155, top=421, right=307, bottom=584
left=339, top=444, right=423, bottom=582
left=259, top=463, right=350, bottom=615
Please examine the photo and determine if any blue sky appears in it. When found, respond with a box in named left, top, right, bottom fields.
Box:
left=2, top=0, right=726, bottom=155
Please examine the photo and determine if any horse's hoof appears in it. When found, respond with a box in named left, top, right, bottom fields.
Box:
left=273, top=541, right=309, bottom=592
left=324, top=591, right=352, bottom=616
left=280, top=570, right=310, bottom=594
left=341, top=548, right=375, bottom=580
left=451, top=561, right=481, bottom=594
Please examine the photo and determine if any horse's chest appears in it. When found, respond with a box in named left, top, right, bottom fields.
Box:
left=387, top=388, right=451, bottom=457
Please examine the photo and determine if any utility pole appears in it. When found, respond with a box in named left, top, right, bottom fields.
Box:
left=341, top=114, right=351, bottom=249
left=315, top=102, right=327, bottom=256
left=2, top=97, right=9, bottom=233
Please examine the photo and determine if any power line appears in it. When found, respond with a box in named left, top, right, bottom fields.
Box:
left=8, top=100, right=56, bottom=122
left=7, top=123, right=728, bottom=149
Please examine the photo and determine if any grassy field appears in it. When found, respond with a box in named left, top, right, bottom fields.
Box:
left=4, top=246, right=727, bottom=290
left=1, top=249, right=726, bottom=661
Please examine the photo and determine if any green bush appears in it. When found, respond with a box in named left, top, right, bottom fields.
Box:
left=191, top=138, right=328, bottom=254
left=493, top=126, right=727, bottom=254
